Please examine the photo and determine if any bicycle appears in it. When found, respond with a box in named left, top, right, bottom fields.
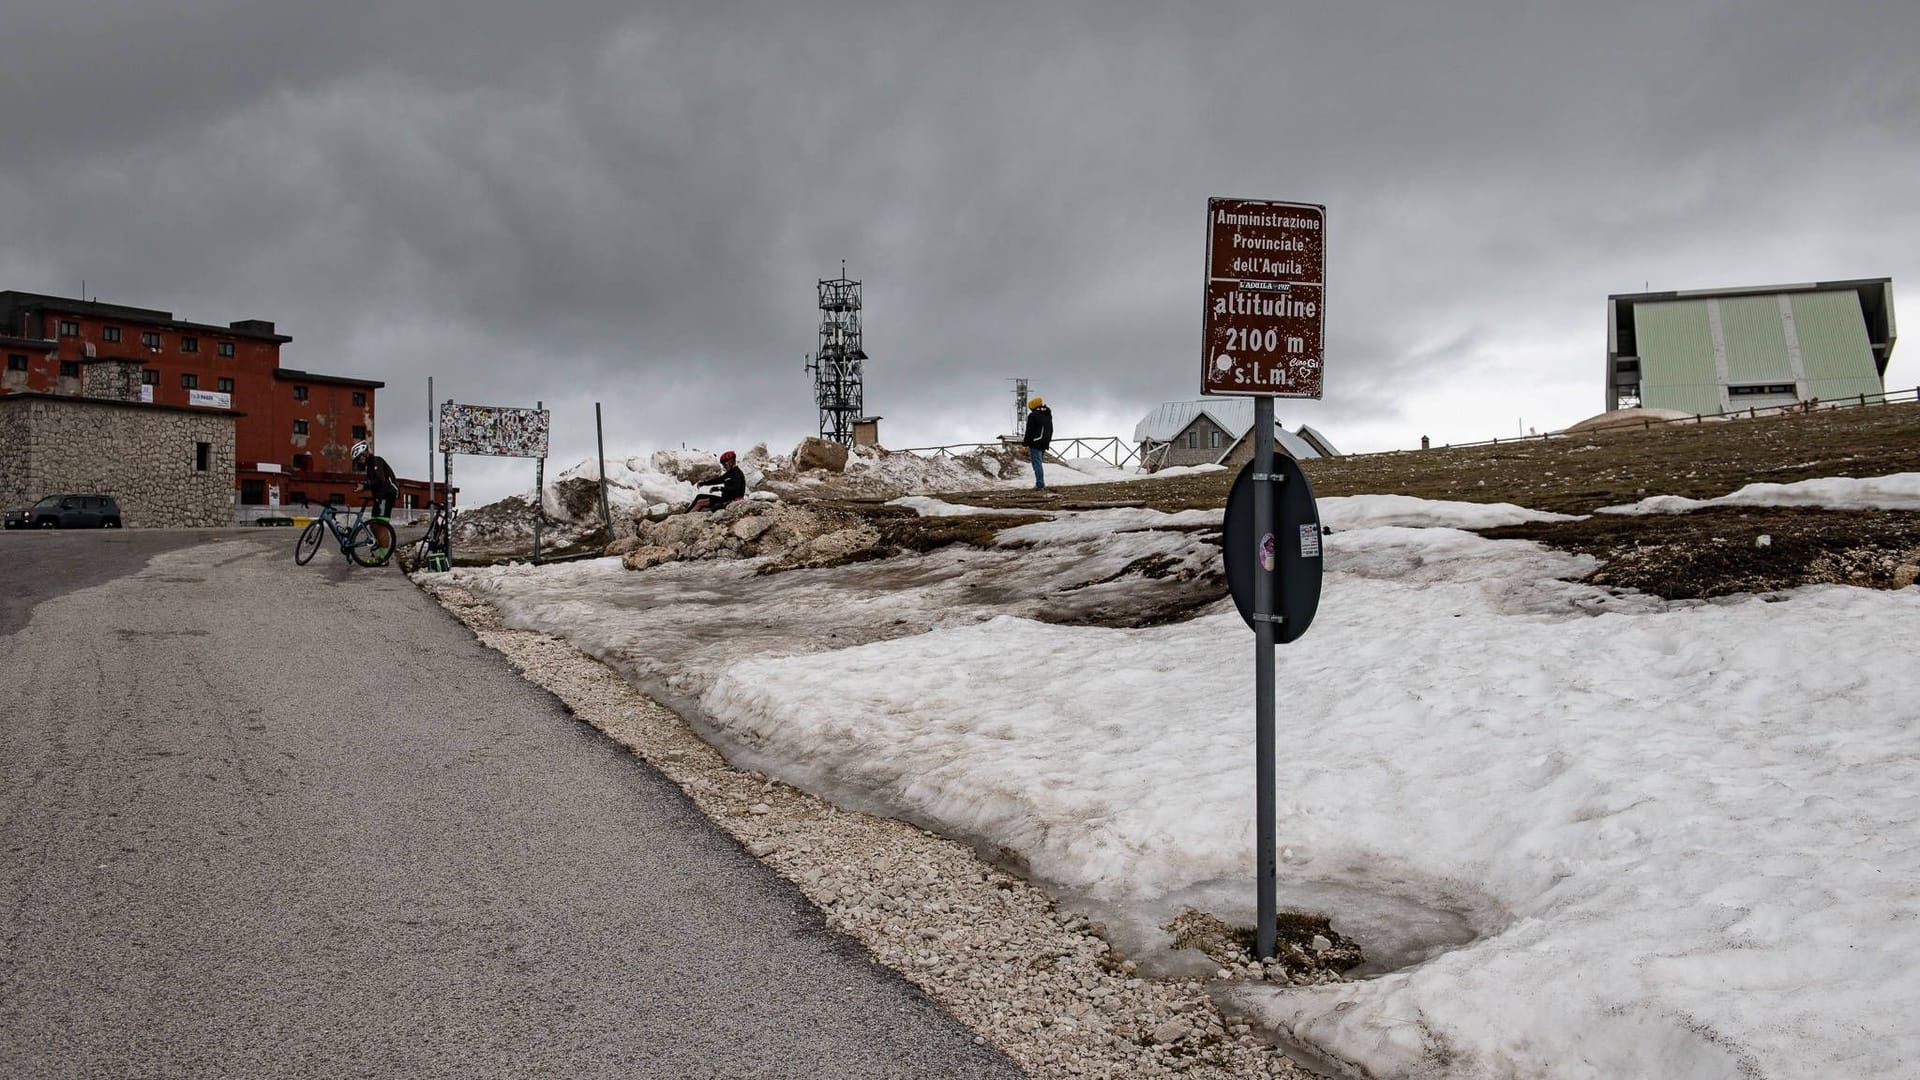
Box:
left=410, top=501, right=453, bottom=572
left=294, top=501, right=395, bottom=567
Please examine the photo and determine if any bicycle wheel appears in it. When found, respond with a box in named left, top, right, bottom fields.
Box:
left=348, top=520, right=394, bottom=567
left=294, top=520, right=326, bottom=564
left=367, top=519, right=397, bottom=565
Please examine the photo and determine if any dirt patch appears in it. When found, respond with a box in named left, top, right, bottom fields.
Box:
left=1164, top=910, right=1365, bottom=987
left=1482, top=508, right=1920, bottom=600
left=931, top=404, right=1920, bottom=602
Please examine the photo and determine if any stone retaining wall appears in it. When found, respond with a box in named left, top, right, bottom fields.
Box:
left=0, top=396, right=235, bottom=527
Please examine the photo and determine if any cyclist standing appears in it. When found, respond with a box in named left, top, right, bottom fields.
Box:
left=352, top=440, right=399, bottom=560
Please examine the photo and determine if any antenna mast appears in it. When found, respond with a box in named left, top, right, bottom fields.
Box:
left=804, top=262, right=865, bottom=445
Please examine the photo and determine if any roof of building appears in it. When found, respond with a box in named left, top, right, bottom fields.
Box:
left=273, top=368, right=385, bottom=389
left=0, top=391, right=243, bottom=419
left=1605, top=277, right=1892, bottom=304
left=0, top=291, right=293, bottom=344
left=1133, top=399, right=1340, bottom=459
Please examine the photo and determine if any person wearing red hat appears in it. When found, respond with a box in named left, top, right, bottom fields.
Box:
left=690, top=449, right=746, bottom=512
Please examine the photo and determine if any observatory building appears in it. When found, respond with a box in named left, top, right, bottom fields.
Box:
left=1606, top=278, right=1896, bottom=415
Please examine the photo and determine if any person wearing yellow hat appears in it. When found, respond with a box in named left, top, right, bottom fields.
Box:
left=1021, top=396, right=1053, bottom=490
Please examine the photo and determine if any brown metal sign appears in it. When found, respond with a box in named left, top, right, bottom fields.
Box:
left=1202, top=198, right=1325, bottom=398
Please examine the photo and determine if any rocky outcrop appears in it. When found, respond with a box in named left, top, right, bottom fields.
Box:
left=605, top=496, right=882, bottom=571
left=793, top=436, right=850, bottom=473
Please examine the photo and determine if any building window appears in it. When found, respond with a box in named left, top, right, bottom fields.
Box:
left=58, top=320, right=79, bottom=337
left=60, top=361, right=79, bottom=377
left=142, top=368, right=160, bottom=385
left=289, top=490, right=308, bottom=504
left=1187, top=431, right=1199, bottom=449
left=293, top=419, right=309, bottom=435
left=9, top=354, right=29, bottom=371
left=195, top=442, right=211, bottom=472
left=1210, top=430, right=1222, bottom=449
left=1729, top=383, right=1797, bottom=397
left=217, top=377, right=234, bottom=393
left=181, top=336, right=198, bottom=352
left=352, top=391, right=367, bottom=407
left=293, top=385, right=308, bottom=401
left=102, top=326, right=122, bottom=343
left=141, top=331, right=161, bottom=348
left=292, top=454, right=311, bottom=473
left=241, top=479, right=265, bottom=505
left=182, top=373, right=199, bottom=389
left=351, top=425, right=367, bottom=439
left=218, top=342, right=235, bottom=357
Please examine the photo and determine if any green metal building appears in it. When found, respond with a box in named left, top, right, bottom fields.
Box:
left=1606, top=279, right=1896, bottom=415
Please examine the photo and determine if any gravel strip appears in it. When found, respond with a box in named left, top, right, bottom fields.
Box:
left=421, top=580, right=1317, bottom=1079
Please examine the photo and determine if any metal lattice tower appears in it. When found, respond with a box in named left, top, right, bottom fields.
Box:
left=1011, top=378, right=1030, bottom=436
left=805, top=264, right=865, bottom=445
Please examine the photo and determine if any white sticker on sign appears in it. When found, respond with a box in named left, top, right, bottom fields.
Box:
left=1299, top=523, right=1322, bottom=558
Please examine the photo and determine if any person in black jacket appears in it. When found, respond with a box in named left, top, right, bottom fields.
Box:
left=690, top=449, right=746, bottom=511
left=351, top=439, right=400, bottom=562
left=1022, top=397, right=1053, bottom=490
left=352, top=440, right=399, bottom=518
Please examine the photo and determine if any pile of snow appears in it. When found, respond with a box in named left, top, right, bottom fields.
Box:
left=439, top=477, right=1920, bottom=1079
left=1599, top=472, right=1920, bottom=514
left=886, top=497, right=1049, bottom=519
left=1321, top=493, right=1583, bottom=530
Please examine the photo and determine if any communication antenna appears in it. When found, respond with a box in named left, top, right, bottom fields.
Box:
left=803, top=262, right=865, bottom=445
left=1011, top=377, right=1030, bottom=436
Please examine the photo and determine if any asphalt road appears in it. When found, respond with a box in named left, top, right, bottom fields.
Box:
left=0, top=529, right=1023, bottom=1079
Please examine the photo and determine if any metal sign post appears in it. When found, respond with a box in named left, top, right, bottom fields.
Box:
left=532, top=400, right=545, bottom=563
left=596, top=402, right=613, bottom=539
left=1252, top=396, right=1278, bottom=958
left=1203, top=196, right=1327, bottom=960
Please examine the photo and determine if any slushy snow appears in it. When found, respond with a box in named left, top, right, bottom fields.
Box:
left=439, top=473, right=1920, bottom=1079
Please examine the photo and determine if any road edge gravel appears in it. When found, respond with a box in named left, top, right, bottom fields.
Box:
left=417, top=578, right=1319, bottom=1080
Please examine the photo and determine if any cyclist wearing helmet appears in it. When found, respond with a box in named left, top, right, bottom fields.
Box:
left=689, top=449, right=746, bottom=512
left=352, top=439, right=400, bottom=519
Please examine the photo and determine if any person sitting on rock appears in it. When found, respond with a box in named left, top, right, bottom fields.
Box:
left=689, top=449, right=746, bottom=512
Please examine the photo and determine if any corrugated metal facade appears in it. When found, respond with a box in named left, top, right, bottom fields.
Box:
left=1627, top=287, right=1884, bottom=414
left=1790, top=291, right=1884, bottom=401
left=1633, top=301, right=1722, bottom=416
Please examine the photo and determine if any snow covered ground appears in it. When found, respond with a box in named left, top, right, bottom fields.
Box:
left=437, top=474, right=1920, bottom=1079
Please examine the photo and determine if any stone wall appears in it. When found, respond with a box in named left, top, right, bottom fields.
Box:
left=82, top=358, right=145, bottom=402
left=0, top=396, right=236, bottom=527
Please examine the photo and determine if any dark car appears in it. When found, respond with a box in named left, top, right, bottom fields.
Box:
left=4, top=494, right=123, bottom=529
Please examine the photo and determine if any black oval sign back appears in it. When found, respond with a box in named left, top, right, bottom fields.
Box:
left=1221, top=452, right=1323, bottom=642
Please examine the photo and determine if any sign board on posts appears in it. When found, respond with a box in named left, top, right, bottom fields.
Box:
left=1202, top=198, right=1326, bottom=398
left=438, top=402, right=550, bottom=458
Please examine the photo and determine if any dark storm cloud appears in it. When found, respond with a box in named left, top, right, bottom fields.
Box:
left=3, top=1, right=1915, bottom=500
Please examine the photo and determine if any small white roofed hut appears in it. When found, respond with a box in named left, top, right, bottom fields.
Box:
left=1133, top=400, right=1339, bottom=472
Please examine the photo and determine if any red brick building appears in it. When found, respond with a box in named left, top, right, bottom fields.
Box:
left=0, top=291, right=435, bottom=517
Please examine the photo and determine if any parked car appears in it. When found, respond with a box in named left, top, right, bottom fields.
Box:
left=4, top=494, right=123, bottom=529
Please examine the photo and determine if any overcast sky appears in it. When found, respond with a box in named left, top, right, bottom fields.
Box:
left=4, top=1, right=1915, bottom=504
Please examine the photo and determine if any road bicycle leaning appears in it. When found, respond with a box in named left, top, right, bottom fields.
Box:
left=294, top=501, right=396, bottom=568
left=410, top=501, right=454, bottom=572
